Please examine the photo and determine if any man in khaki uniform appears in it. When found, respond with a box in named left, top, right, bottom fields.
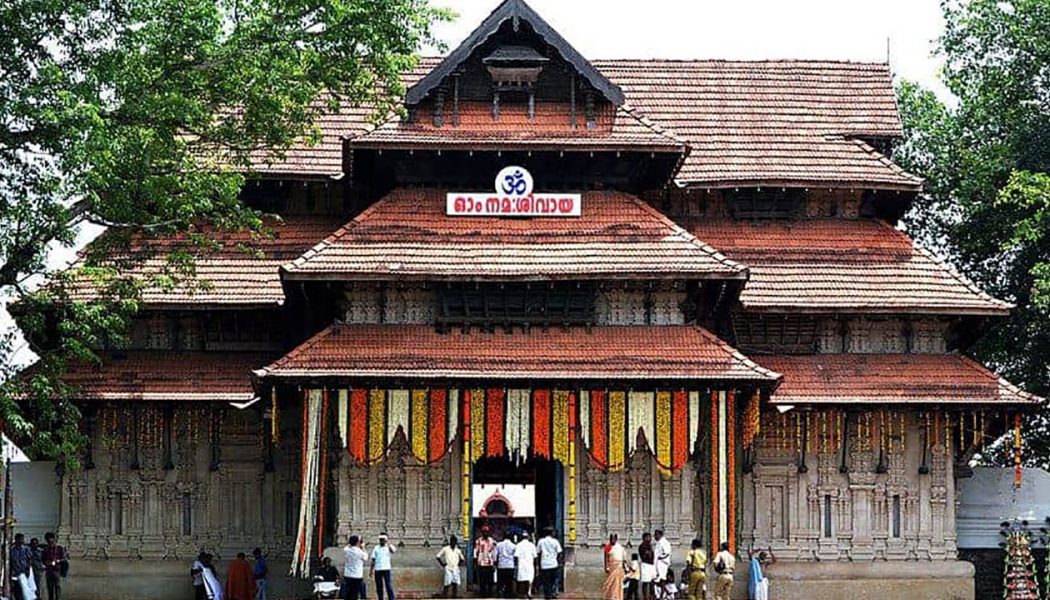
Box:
left=712, top=542, right=735, bottom=600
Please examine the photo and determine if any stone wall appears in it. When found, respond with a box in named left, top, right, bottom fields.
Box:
left=744, top=411, right=958, bottom=562
left=61, top=404, right=300, bottom=561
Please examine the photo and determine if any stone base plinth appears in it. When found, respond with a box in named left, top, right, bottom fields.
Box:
left=59, top=552, right=975, bottom=600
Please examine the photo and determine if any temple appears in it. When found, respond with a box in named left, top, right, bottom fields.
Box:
left=28, top=1, right=1043, bottom=599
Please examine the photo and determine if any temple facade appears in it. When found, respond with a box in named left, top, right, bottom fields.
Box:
left=32, top=1, right=1042, bottom=599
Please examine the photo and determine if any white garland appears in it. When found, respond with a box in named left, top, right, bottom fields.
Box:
left=291, top=390, right=324, bottom=577
left=579, top=391, right=590, bottom=449
left=628, top=391, right=655, bottom=454
left=388, top=389, right=410, bottom=444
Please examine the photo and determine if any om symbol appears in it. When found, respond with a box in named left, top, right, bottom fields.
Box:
left=502, top=170, right=527, bottom=195
left=494, top=166, right=534, bottom=197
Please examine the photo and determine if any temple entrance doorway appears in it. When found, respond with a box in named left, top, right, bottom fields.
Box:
left=471, top=456, right=563, bottom=540
left=469, top=456, right=565, bottom=591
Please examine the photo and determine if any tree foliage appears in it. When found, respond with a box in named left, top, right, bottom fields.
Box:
left=0, top=0, right=447, bottom=463
left=895, top=0, right=1050, bottom=466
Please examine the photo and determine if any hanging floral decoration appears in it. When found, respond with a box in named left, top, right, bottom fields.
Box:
left=582, top=388, right=702, bottom=475
left=742, top=390, right=761, bottom=450
left=344, top=388, right=455, bottom=465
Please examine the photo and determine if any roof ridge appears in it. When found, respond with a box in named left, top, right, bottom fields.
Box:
left=255, top=323, right=339, bottom=376
left=617, top=103, right=689, bottom=147
left=846, top=137, right=923, bottom=185
left=692, top=326, right=782, bottom=383
left=955, top=354, right=1044, bottom=405
left=626, top=196, right=748, bottom=276
left=906, top=235, right=1014, bottom=313
left=282, top=199, right=394, bottom=272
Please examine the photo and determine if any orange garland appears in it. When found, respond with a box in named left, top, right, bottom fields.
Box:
left=710, top=390, right=719, bottom=554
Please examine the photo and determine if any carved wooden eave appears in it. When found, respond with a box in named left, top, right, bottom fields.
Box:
left=405, top=0, right=625, bottom=107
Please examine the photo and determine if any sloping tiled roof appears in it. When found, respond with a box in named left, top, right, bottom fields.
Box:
left=246, top=61, right=437, bottom=177
left=593, top=60, right=920, bottom=189
left=250, top=58, right=918, bottom=189
left=63, top=215, right=344, bottom=307
left=761, top=353, right=1042, bottom=405
left=282, top=189, right=745, bottom=281
left=256, top=324, right=781, bottom=381
left=687, top=218, right=1011, bottom=315
left=55, top=351, right=266, bottom=401
left=349, top=102, right=686, bottom=152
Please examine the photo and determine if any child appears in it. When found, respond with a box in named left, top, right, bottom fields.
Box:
left=662, top=568, right=677, bottom=600
left=677, top=567, right=689, bottom=599
left=625, top=553, right=641, bottom=600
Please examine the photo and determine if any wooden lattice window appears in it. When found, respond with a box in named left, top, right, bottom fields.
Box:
left=437, top=282, right=596, bottom=328
left=728, top=188, right=804, bottom=220
left=732, top=312, right=818, bottom=354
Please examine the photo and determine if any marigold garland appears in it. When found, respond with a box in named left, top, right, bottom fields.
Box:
left=727, top=390, right=737, bottom=554
left=608, top=391, right=626, bottom=470
left=410, top=389, right=429, bottom=462
left=742, top=390, right=760, bottom=450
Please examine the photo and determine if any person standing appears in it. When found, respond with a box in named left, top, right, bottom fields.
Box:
left=435, top=535, right=465, bottom=599
left=474, top=526, right=496, bottom=597
left=600, top=534, right=625, bottom=600
left=653, top=530, right=672, bottom=593
left=624, top=553, right=640, bottom=600
left=343, top=535, right=368, bottom=600
left=370, top=533, right=397, bottom=600
left=10, top=533, right=34, bottom=600
left=494, top=533, right=517, bottom=598
left=251, top=548, right=268, bottom=600
left=637, top=533, right=655, bottom=600
left=192, top=551, right=208, bottom=600
left=224, top=552, right=257, bottom=600
left=42, top=532, right=67, bottom=600
left=201, top=553, right=224, bottom=600
left=535, top=529, right=562, bottom=600
left=513, top=532, right=538, bottom=599
left=748, top=548, right=774, bottom=600
left=684, top=539, right=706, bottom=600
left=712, top=542, right=735, bottom=600
left=29, top=538, right=44, bottom=599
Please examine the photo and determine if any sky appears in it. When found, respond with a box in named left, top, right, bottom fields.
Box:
left=0, top=0, right=952, bottom=371
left=428, top=0, right=950, bottom=98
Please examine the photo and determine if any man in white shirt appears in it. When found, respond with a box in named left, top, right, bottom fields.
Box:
left=653, top=530, right=672, bottom=587
left=344, top=535, right=368, bottom=600
left=712, top=542, right=736, bottom=600
left=535, top=528, right=563, bottom=600
left=370, top=533, right=398, bottom=600
left=513, top=532, right=538, bottom=598
left=495, top=533, right=518, bottom=598
left=435, top=535, right=466, bottom=598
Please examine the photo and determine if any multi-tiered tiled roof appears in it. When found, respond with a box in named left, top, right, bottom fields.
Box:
left=256, top=324, right=780, bottom=382
left=282, top=189, right=744, bottom=281
left=43, top=0, right=1040, bottom=408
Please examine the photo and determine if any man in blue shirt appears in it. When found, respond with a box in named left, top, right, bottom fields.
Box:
left=9, top=533, right=34, bottom=600
left=370, top=533, right=398, bottom=600
left=252, top=547, right=268, bottom=600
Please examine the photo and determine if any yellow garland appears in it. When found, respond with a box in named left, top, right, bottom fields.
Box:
left=608, top=391, right=626, bottom=470
left=411, top=389, right=429, bottom=462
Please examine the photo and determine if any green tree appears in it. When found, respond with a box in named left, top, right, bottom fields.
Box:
left=895, top=0, right=1050, bottom=466
left=0, top=0, right=447, bottom=463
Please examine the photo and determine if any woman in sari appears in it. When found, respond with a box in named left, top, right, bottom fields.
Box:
left=601, top=533, right=627, bottom=600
